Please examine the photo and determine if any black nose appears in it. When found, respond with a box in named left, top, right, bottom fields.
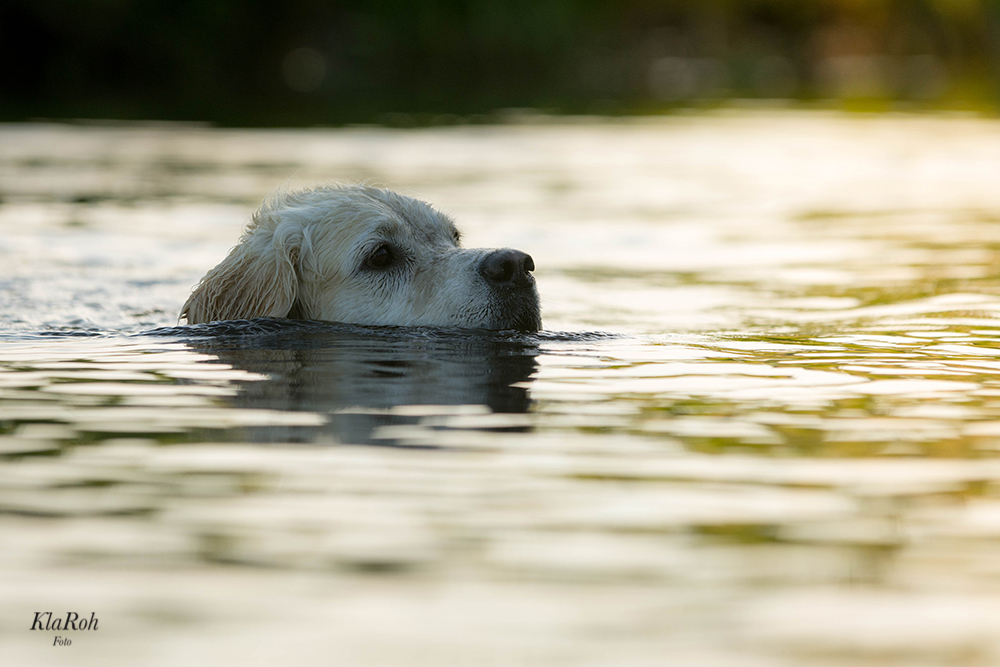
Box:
left=479, top=249, right=535, bottom=286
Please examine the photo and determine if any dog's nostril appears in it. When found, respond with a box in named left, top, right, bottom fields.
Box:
left=481, top=249, right=534, bottom=285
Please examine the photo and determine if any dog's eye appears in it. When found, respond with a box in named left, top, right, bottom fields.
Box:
left=365, top=244, right=394, bottom=269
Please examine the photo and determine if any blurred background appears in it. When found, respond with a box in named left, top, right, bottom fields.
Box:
left=2, top=0, right=999, bottom=126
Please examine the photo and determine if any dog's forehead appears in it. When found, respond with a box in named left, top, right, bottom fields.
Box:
left=370, top=191, right=457, bottom=242
left=287, top=186, right=458, bottom=249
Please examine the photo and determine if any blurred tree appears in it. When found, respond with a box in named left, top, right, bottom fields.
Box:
left=0, top=0, right=997, bottom=125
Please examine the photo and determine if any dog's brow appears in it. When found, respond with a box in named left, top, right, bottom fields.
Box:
left=398, top=213, right=452, bottom=245
left=374, top=221, right=398, bottom=236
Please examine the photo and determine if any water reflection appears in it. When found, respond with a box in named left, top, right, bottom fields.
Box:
left=9, top=114, right=1000, bottom=666
left=161, top=319, right=540, bottom=446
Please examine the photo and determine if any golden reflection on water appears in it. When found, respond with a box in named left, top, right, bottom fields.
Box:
left=7, top=112, right=1000, bottom=665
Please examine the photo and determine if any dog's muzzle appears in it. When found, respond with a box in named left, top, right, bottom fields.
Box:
left=478, top=249, right=541, bottom=332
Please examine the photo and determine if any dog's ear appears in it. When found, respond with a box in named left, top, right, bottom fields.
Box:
left=181, top=219, right=302, bottom=324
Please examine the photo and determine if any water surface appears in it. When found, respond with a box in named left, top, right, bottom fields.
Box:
left=5, top=112, right=1000, bottom=666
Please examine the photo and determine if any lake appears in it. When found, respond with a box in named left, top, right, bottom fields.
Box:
left=5, top=110, right=1000, bottom=666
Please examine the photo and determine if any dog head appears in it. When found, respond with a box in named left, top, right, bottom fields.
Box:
left=181, top=185, right=541, bottom=331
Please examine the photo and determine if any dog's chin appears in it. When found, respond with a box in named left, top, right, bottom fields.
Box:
left=488, top=292, right=542, bottom=332
left=502, top=309, right=542, bottom=333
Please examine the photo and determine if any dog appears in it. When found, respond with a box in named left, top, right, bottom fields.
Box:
left=181, top=184, right=541, bottom=331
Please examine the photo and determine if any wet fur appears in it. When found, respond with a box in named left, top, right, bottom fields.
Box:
left=182, top=185, right=540, bottom=330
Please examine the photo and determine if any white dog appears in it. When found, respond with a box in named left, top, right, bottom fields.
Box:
left=181, top=185, right=541, bottom=331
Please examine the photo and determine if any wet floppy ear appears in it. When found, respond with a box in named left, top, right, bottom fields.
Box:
left=181, top=221, right=302, bottom=324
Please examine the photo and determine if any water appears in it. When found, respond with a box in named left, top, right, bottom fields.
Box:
left=5, top=111, right=1000, bottom=665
